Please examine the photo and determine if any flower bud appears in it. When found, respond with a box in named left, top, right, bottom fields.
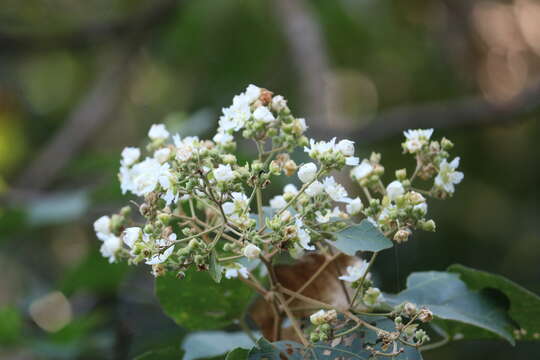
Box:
left=143, top=224, right=154, bottom=234
left=337, top=139, right=355, bottom=157
left=243, top=244, right=261, bottom=259
left=269, top=160, right=281, bottom=175
left=395, top=168, right=407, bottom=180
left=420, top=219, right=436, bottom=232
left=418, top=308, right=433, bottom=323
left=283, top=160, right=297, bottom=176
left=404, top=302, right=417, bottom=316
left=441, top=137, right=454, bottom=150
left=221, top=154, right=237, bottom=164
left=158, top=213, right=171, bottom=225
left=393, top=228, right=411, bottom=243
left=298, top=163, right=317, bottom=183
left=120, top=206, right=132, bottom=217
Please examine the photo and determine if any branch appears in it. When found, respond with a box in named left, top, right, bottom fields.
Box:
left=310, top=80, right=540, bottom=143
left=15, top=46, right=138, bottom=190
left=0, top=0, right=179, bottom=54
left=273, top=0, right=330, bottom=129
left=13, top=0, right=182, bottom=190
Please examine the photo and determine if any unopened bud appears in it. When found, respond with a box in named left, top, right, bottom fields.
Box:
left=283, top=160, right=297, bottom=176
left=395, top=168, right=407, bottom=181
left=418, top=309, right=433, bottom=323
left=120, top=206, right=132, bottom=217
left=404, top=302, right=417, bottom=316
left=420, top=219, right=436, bottom=232
left=143, top=224, right=154, bottom=234
left=158, top=213, right=171, bottom=225
left=222, top=154, right=237, bottom=164
left=393, top=228, right=411, bottom=243
left=441, top=137, right=454, bottom=150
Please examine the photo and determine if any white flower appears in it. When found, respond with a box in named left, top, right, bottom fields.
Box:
left=346, top=197, right=363, bottom=215
left=323, top=177, right=350, bottom=203
left=213, top=131, right=234, bottom=144
left=146, top=246, right=175, bottom=265
left=148, top=124, right=170, bottom=140
left=295, top=216, right=314, bottom=250
left=94, top=215, right=111, bottom=237
left=243, top=244, right=261, bottom=259
left=310, top=310, right=326, bottom=325
left=337, top=139, right=355, bottom=156
left=271, top=95, right=287, bottom=111
left=435, top=157, right=464, bottom=194
left=339, top=260, right=370, bottom=282
left=219, top=93, right=252, bottom=132
left=304, top=138, right=336, bottom=158
left=305, top=180, right=324, bottom=197
left=223, top=192, right=249, bottom=215
left=121, top=147, right=140, bottom=166
left=403, top=128, right=433, bottom=153
left=386, top=180, right=405, bottom=201
left=351, top=160, right=373, bottom=180
left=244, top=84, right=261, bottom=103
left=298, top=163, right=317, bottom=183
left=269, top=195, right=287, bottom=210
left=122, top=227, right=141, bottom=248
left=213, top=164, right=236, bottom=182
left=224, top=263, right=249, bottom=279
left=315, top=207, right=341, bottom=223
left=122, top=158, right=170, bottom=196
left=310, top=309, right=337, bottom=325
left=154, top=148, right=171, bottom=164
left=99, top=234, right=121, bottom=263
left=174, top=135, right=199, bottom=162
left=283, top=184, right=299, bottom=195
left=253, top=106, right=275, bottom=123
left=345, top=156, right=360, bottom=166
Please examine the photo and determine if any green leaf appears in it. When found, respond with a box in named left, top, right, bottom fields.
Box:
left=155, top=269, right=253, bottom=330
left=448, top=264, right=540, bottom=341
left=248, top=320, right=423, bottom=360
left=60, top=251, right=129, bottom=296
left=385, top=271, right=515, bottom=344
left=134, top=346, right=183, bottom=360
left=182, top=331, right=255, bottom=360
left=0, top=306, right=22, bottom=345
left=225, top=348, right=249, bottom=360
left=209, top=250, right=222, bottom=283
left=333, top=219, right=393, bottom=254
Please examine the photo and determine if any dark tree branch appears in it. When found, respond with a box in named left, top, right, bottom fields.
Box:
left=13, top=0, right=182, bottom=190
left=15, top=46, right=139, bottom=190
left=273, top=0, right=330, bottom=129
left=0, top=0, right=178, bottom=53
left=309, top=81, right=540, bottom=143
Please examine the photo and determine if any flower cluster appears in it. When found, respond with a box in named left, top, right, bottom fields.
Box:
left=93, top=85, right=463, bottom=351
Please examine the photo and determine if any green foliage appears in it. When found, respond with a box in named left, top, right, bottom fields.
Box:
left=0, top=306, right=22, bottom=345
left=60, top=251, right=130, bottom=296
left=247, top=319, right=423, bottom=360
left=449, top=264, right=540, bottom=341
left=155, top=270, right=252, bottom=330
left=225, top=347, right=249, bottom=360
left=134, top=346, right=184, bottom=360
left=385, top=271, right=515, bottom=344
left=182, top=331, right=255, bottom=360
left=333, top=219, right=393, bottom=254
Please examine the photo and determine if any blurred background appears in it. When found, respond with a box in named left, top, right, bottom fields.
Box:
left=0, top=0, right=538, bottom=359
